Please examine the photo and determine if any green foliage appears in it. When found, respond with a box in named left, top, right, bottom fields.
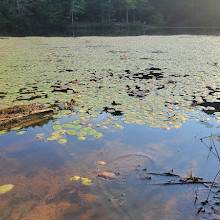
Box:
left=0, top=0, right=220, bottom=33
left=71, top=0, right=85, bottom=14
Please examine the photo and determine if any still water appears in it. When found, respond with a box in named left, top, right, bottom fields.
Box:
left=0, top=33, right=220, bottom=219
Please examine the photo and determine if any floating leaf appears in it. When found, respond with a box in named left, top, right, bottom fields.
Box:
left=35, top=133, right=44, bottom=139
left=0, top=130, right=7, bottom=135
left=78, top=136, right=86, bottom=141
left=97, top=161, right=106, bottom=165
left=10, top=127, right=21, bottom=131
left=62, top=123, right=74, bottom=128
left=58, top=138, right=67, bottom=144
left=111, top=123, right=124, bottom=129
left=53, top=125, right=63, bottom=130
left=66, top=130, right=78, bottom=135
left=94, top=132, right=103, bottom=138
left=52, top=130, right=66, bottom=135
left=101, top=126, right=108, bottom=129
left=47, top=135, right=61, bottom=141
left=87, top=128, right=97, bottom=135
left=0, top=184, right=14, bottom=194
left=75, top=125, right=82, bottom=130
left=98, top=172, right=117, bottom=180
left=72, top=120, right=81, bottom=124
left=70, top=176, right=80, bottom=181
left=85, top=123, right=93, bottom=127
left=16, top=130, right=26, bottom=135
left=82, top=179, right=92, bottom=186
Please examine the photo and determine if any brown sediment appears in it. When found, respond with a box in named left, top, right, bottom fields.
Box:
left=0, top=164, right=98, bottom=220
left=0, top=103, right=53, bottom=130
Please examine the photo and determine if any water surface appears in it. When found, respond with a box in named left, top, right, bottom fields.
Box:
left=0, top=35, right=220, bottom=219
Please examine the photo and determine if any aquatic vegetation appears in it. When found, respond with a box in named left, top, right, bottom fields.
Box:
left=66, top=129, right=78, bottom=135
left=70, top=176, right=92, bottom=185
left=0, top=36, right=219, bottom=142
left=81, top=178, right=92, bottom=186
left=94, top=132, right=103, bottom=138
left=78, top=136, right=86, bottom=141
left=70, top=176, right=80, bottom=181
left=58, top=138, right=67, bottom=144
left=16, top=130, right=26, bottom=135
left=0, top=130, right=6, bottom=136
left=52, top=125, right=63, bottom=130
left=0, top=184, right=14, bottom=194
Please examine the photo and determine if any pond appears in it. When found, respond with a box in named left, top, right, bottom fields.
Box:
left=0, top=35, right=220, bottom=219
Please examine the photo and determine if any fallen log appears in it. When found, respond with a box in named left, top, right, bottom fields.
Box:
left=0, top=103, right=53, bottom=129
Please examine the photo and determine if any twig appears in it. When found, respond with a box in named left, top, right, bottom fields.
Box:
left=206, top=169, right=220, bottom=201
left=146, top=172, right=180, bottom=177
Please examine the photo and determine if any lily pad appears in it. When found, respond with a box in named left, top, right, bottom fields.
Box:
left=0, top=184, right=14, bottom=194
left=75, top=125, right=82, bottom=130
left=111, top=123, right=124, bottom=129
left=0, top=130, right=7, bottom=135
left=47, top=135, right=62, bottom=141
left=58, top=138, right=67, bottom=144
left=94, top=132, right=103, bottom=138
left=62, top=123, right=74, bottom=128
left=16, top=130, right=26, bottom=135
left=52, top=130, right=66, bottom=135
left=72, top=120, right=81, bottom=124
left=101, top=126, right=108, bottom=129
left=66, top=130, right=78, bottom=135
left=10, top=127, right=21, bottom=131
left=78, top=136, right=86, bottom=141
left=82, top=179, right=92, bottom=186
left=70, top=176, right=80, bottom=181
left=53, top=125, right=63, bottom=130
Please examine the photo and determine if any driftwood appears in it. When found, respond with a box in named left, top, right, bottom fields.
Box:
left=0, top=103, right=53, bottom=129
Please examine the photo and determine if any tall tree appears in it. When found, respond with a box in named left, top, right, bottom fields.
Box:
left=71, top=0, right=85, bottom=27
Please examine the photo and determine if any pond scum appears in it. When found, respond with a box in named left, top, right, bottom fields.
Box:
left=0, top=36, right=220, bottom=219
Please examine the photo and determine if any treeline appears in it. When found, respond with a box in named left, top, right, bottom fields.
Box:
left=0, top=0, right=220, bottom=33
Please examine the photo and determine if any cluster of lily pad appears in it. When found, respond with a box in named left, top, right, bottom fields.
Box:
left=69, top=176, right=92, bottom=186
left=0, top=36, right=220, bottom=133
left=45, top=113, right=124, bottom=144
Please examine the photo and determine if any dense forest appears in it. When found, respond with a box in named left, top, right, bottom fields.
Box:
left=0, top=0, right=220, bottom=33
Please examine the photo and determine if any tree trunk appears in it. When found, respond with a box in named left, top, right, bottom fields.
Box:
left=133, top=9, right=135, bottom=22
left=72, top=11, right=74, bottom=28
left=108, top=0, right=111, bottom=22
left=101, top=10, right=104, bottom=23
left=126, top=9, right=129, bottom=23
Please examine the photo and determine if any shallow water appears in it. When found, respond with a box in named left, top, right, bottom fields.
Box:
left=0, top=35, right=220, bottom=219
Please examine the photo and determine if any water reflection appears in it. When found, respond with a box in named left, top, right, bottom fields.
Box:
left=0, top=111, right=219, bottom=219
left=1, top=27, right=220, bottom=37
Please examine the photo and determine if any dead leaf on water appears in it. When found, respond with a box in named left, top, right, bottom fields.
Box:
left=98, top=171, right=117, bottom=180
left=97, top=161, right=106, bottom=165
left=35, top=133, right=44, bottom=139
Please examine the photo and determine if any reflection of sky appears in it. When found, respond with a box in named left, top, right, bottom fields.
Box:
left=1, top=35, right=220, bottom=219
